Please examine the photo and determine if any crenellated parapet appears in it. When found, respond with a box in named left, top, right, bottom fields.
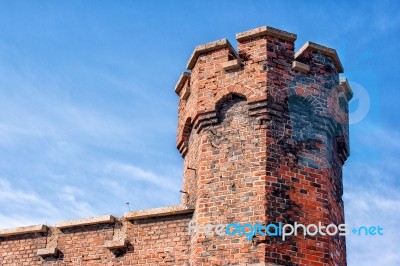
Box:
left=175, top=26, right=352, bottom=161
left=0, top=205, right=195, bottom=264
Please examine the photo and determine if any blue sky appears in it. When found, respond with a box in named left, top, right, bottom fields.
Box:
left=0, top=1, right=399, bottom=265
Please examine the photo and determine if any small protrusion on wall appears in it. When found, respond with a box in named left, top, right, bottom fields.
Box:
left=37, top=247, right=59, bottom=258
left=339, top=77, right=353, bottom=101
left=37, top=226, right=61, bottom=259
left=292, top=61, right=310, bottom=74
left=177, top=117, right=193, bottom=157
left=105, top=219, right=129, bottom=257
left=222, top=58, right=242, bottom=71
left=175, top=72, right=191, bottom=100
left=295, top=41, right=344, bottom=73
left=177, top=140, right=189, bottom=157
left=105, top=239, right=129, bottom=250
left=186, top=38, right=238, bottom=70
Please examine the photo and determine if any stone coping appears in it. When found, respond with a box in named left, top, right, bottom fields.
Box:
left=236, top=25, right=297, bottom=42
left=295, top=41, right=344, bottom=73
left=105, top=239, right=129, bottom=249
left=186, top=38, right=237, bottom=70
left=175, top=72, right=190, bottom=95
left=55, top=215, right=116, bottom=229
left=292, top=61, right=310, bottom=74
left=124, top=204, right=195, bottom=220
left=0, top=205, right=194, bottom=237
left=0, top=224, right=48, bottom=237
left=222, top=59, right=242, bottom=71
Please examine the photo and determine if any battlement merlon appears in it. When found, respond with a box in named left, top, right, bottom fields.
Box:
left=174, top=72, right=190, bottom=97
left=183, top=26, right=297, bottom=76
left=295, top=41, right=344, bottom=73
left=176, top=26, right=347, bottom=101
left=186, top=39, right=238, bottom=70
left=339, top=77, right=353, bottom=101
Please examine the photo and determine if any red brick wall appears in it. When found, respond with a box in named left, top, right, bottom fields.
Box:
left=189, top=96, right=268, bottom=265
left=0, top=233, right=47, bottom=265
left=0, top=214, right=192, bottom=265
left=129, top=214, right=192, bottom=265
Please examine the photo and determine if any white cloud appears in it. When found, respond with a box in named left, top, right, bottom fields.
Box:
left=344, top=185, right=400, bottom=266
left=0, top=61, right=183, bottom=227
left=344, top=124, right=400, bottom=266
left=103, top=161, right=180, bottom=191
left=0, top=178, right=57, bottom=228
left=0, top=177, right=98, bottom=228
left=95, top=162, right=182, bottom=212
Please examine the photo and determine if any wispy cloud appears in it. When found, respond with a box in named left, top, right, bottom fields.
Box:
left=103, top=161, right=180, bottom=191
left=344, top=178, right=400, bottom=265
left=0, top=47, right=182, bottom=229
left=344, top=122, right=400, bottom=265
left=0, top=177, right=62, bottom=228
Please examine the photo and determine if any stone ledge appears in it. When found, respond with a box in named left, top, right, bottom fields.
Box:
left=222, top=59, right=242, bottom=71
left=292, top=61, right=310, bottom=73
left=37, top=247, right=59, bottom=257
left=187, top=39, right=237, bottom=70
left=55, top=215, right=116, bottom=229
left=295, top=41, right=344, bottom=73
left=124, top=204, right=195, bottom=220
left=0, top=224, right=48, bottom=237
left=339, top=77, right=353, bottom=101
left=236, top=25, right=297, bottom=42
left=105, top=239, right=129, bottom=250
left=175, top=72, right=190, bottom=95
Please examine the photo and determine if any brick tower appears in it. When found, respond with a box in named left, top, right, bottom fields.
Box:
left=0, top=25, right=352, bottom=266
left=175, top=26, right=352, bottom=265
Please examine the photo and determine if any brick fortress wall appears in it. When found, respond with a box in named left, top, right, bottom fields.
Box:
left=0, top=26, right=352, bottom=266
